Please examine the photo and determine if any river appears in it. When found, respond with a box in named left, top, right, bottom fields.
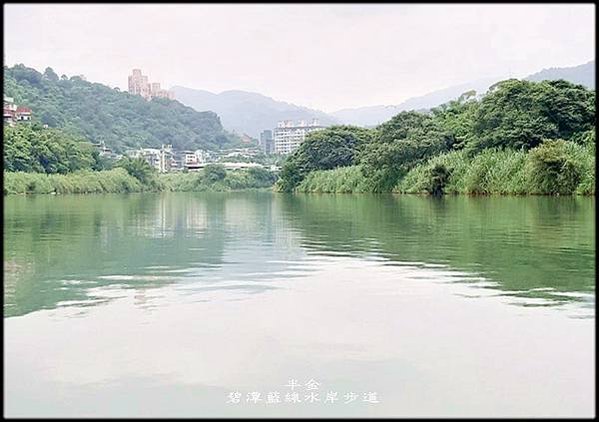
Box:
left=3, top=192, right=595, bottom=417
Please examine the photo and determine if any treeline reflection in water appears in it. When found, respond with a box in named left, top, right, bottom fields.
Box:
left=4, top=192, right=595, bottom=318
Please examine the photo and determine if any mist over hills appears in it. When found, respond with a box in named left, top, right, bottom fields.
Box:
left=524, top=60, right=595, bottom=89
left=172, top=60, right=594, bottom=132
left=329, top=78, right=499, bottom=127
left=171, top=86, right=339, bottom=138
left=330, top=60, right=595, bottom=126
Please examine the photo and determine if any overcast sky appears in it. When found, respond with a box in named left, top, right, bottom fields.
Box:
left=3, top=4, right=595, bottom=112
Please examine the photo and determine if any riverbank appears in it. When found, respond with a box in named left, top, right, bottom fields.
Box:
left=3, top=167, right=278, bottom=195
left=293, top=141, right=595, bottom=196
left=276, top=80, right=595, bottom=196
left=4, top=169, right=145, bottom=195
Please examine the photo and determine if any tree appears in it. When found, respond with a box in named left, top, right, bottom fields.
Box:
left=3, top=124, right=98, bottom=174
left=203, top=164, right=226, bottom=183
left=359, top=111, right=452, bottom=191
left=248, top=166, right=277, bottom=185
left=115, top=156, right=157, bottom=186
left=43, top=67, right=59, bottom=82
left=427, top=163, right=451, bottom=196
left=276, top=160, right=303, bottom=192
left=276, top=126, right=373, bottom=191
left=431, top=95, right=480, bottom=150
left=468, top=79, right=595, bottom=152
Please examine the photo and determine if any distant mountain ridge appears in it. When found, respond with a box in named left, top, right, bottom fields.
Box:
left=171, top=86, right=339, bottom=138
left=330, top=78, right=499, bottom=127
left=171, top=60, right=594, bottom=133
left=330, top=60, right=595, bottom=126
left=524, top=60, right=595, bottom=89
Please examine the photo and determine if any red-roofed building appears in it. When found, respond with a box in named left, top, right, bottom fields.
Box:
left=16, top=106, right=32, bottom=121
left=3, top=97, right=33, bottom=125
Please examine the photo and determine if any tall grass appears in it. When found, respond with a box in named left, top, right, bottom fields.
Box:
left=294, top=140, right=594, bottom=196
left=462, top=149, right=529, bottom=195
left=4, top=168, right=144, bottom=195
left=396, top=141, right=594, bottom=196
left=295, top=166, right=373, bottom=193
left=395, top=150, right=471, bottom=194
left=557, top=141, right=594, bottom=195
left=4, top=167, right=278, bottom=196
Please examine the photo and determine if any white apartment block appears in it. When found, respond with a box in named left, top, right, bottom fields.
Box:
left=128, top=144, right=173, bottom=173
left=273, top=119, right=324, bottom=155
left=182, top=149, right=209, bottom=170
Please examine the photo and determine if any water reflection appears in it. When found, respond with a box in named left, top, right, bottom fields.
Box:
left=277, top=194, right=595, bottom=307
left=4, top=192, right=595, bottom=417
left=4, top=192, right=595, bottom=318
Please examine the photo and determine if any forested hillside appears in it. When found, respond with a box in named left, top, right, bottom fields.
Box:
left=3, top=64, right=239, bottom=153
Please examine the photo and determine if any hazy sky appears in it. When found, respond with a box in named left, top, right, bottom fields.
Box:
left=3, top=4, right=595, bottom=112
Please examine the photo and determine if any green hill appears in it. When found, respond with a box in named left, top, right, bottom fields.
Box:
left=3, top=64, right=239, bottom=153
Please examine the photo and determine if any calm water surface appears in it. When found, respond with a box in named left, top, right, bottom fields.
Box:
left=4, top=192, right=595, bottom=417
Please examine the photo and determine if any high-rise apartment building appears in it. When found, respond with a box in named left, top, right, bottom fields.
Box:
left=273, top=119, right=324, bottom=155
left=259, top=129, right=274, bottom=154
left=128, top=69, right=174, bottom=100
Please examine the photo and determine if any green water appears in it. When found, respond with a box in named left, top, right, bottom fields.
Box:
left=4, top=192, right=595, bottom=417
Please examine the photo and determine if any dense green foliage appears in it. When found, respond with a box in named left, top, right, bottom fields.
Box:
left=278, top=79, right=596, bottom=196
left=4, top=124, right=108, bottom=173
left=526, top=140, right=592, bottom=195
left=398, top=140, right=594, bottom=195
left=159, top=165, right=278, bottom=192
left=302, top=140, right=594, bottom=196
left=275, top=125, right=374, bottom=192
left=359, top=111, right=454, bottom=192
left=4, top=64, right=239, bottom=152
left=3, top=120, right=277, bottom=196
left=114, top=156, right=161, bottom=189
left=468, top=79, right=595, bottom=152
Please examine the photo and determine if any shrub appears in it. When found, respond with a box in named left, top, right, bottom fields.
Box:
left=203, top=164, right=227, bottom=183
left=526, top=140, right=583, bottom=195
left=427, top=163, right=451, bottom=196
left=396, top=150, right=470, bottom=194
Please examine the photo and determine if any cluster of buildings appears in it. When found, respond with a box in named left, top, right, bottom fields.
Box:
left=259, top=119, right=325, bottom=155
left=124, top=145, right=266, bottom=173
left=3, top=96, right=32, bottom=126
left=91, top=141, right=121, bottom=160
left=126, top=145, right=209, bottom=173
left=128, top=69, right=175, bottom=100
left=128, top=67, right=324, bottom=157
